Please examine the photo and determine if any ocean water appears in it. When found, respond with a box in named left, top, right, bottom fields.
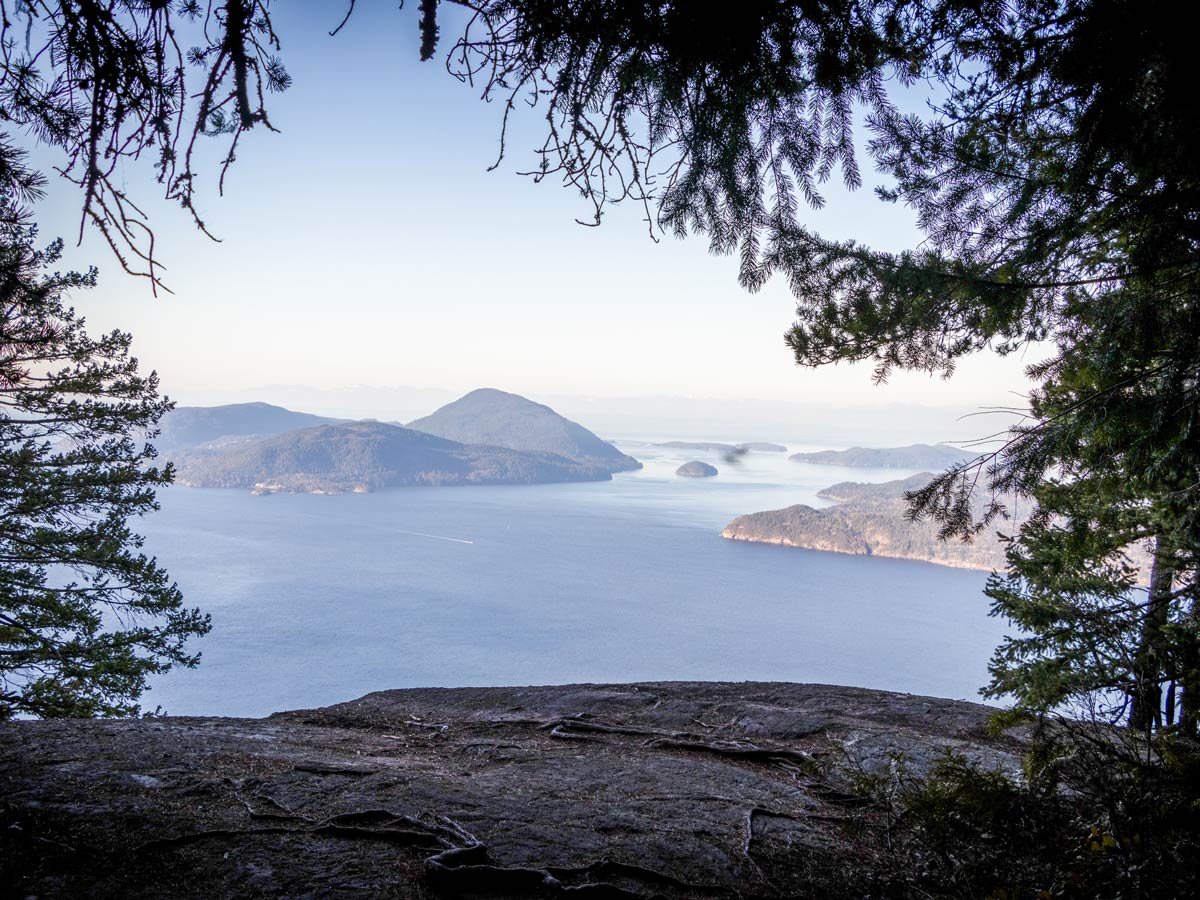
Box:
left=143, top=442, right=1008, bottom=717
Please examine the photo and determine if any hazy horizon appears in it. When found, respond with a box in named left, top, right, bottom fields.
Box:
left=164, top=383, right=1022, bottom=449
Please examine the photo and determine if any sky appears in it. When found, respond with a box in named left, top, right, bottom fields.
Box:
left=22, top=3, right=1041, bottom=443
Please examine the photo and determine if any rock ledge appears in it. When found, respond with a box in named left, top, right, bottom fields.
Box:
left=0, top=681, right=1023, bottom=898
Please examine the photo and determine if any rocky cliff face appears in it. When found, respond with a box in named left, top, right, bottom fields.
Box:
left=0, top=682, right=1025, bottom=899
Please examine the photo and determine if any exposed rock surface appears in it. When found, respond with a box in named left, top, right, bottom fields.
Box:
left=677, top=460, right=719, bottom=477
left=0, top=681, right=1025, bottom=899
left=408, top=389, right=642, bottom=473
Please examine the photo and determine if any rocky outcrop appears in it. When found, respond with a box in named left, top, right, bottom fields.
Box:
left=0, top=682, right=1025, bottom=899
left=677, top=460, right=719, bottom=477
left=723, top=475, right=1155, bottom=580
left=723, top=504, right=874, bottom=555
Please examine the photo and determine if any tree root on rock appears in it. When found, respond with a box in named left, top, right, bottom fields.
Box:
left=134, top=808, right=457, bottom=854
left=535, top=717, right=818, bottom=775
left=643, top=737, right=815, bottom=770
left=540, top=719, right=669, bottom=740
left=427, top=842, right=737, bottom=898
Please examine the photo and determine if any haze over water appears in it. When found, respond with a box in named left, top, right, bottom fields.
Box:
left=145, top=441, right=1007, bottom=718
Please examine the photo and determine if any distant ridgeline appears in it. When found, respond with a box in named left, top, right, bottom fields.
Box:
left=154, top=402, right=341, bottom=452
left=657, top=441, right=787, bottom=453
left=722, top=473, right=1017, bottom=572
left=161, top=390, right=639, bottom=494
left=788, top=444, right=977, bottom=469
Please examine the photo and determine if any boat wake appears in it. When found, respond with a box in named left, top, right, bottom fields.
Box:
left=394, top=529, right=474, bottom=545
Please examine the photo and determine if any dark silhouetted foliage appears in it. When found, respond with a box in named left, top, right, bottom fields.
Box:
left=851, top=732, right=1200, bottom=900
left=0, top=145, right=209, bottom=718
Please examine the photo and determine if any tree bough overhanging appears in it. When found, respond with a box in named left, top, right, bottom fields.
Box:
left=0, top=0, right=288, bottom=293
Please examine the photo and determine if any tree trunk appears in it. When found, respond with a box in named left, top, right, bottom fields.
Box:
left=1178, top=596, right=1200, bottom=736
left=1130, top=535, right=1175, bottom=732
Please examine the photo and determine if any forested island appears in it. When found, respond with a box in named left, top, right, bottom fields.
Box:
left=173, top=421, right=613, bottom=493
left=163, top=390, right=638, bottom=494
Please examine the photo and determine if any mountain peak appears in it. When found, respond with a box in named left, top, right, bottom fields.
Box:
left=407, top=389, right=640, bottom=473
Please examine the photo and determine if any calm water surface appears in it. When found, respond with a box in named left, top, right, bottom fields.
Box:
left=144, top=442, right=1007, bottom=716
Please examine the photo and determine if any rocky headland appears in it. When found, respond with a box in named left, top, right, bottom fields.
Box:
left=0, top=681, right=1026, bottom=899
left=721, top=473, right=1011, bottom=571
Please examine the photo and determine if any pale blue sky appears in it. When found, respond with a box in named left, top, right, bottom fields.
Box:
left=25, top=3, right=1038, bottom=439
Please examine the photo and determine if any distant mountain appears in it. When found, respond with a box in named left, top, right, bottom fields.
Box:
left=788, top=443, right=976, bottom=469
left=721, top=473, right=1011, bottom=571
left=173, top=421, right=611, bottom=494
left=407, top=389, right=641, bottom=473
left=156, top=402, right=338, bottom=452
left=658, top=440, right=786, bottom=453
left=657, top=441, right=746, bottom=454
left=737, top=442, right=787, bottom=452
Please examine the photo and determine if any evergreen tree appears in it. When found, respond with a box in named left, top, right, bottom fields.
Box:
left=0, top=146, right=210, bottom=719
left=979, top=287, right=1199, bottom=733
